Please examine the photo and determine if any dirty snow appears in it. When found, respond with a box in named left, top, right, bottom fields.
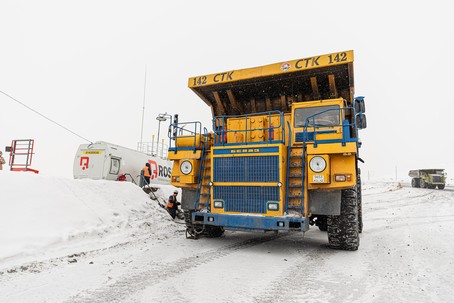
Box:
left=0, top=171, right=453, bottom=302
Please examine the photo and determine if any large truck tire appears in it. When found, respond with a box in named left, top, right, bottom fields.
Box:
left=316, top=216, right=328, bottom=231
left=327, top=189, right=360, bottom=251
left=420, top=179, right=426, bottom=188
left=411, top=178, right=419, bottom=188
left=205, top=225, right=225, bottom=238
left=438, top=184, right=445, bottom=190
left=357, top=174, right=363, bottom=234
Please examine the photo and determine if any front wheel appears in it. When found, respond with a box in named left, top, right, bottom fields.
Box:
left=411, top=178, right=420, bottom=188
left=357, top=174, right=363, bottom=234
left=438, top=184, right=445, bottom=190
left=327, top=189, right=360, bottom=251
left=205, top=225, right=225, bottom=238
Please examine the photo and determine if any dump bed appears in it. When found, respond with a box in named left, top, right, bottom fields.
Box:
left=189, top=50, right=355, bottom=116
left=409, top=169, right=445, bottom=177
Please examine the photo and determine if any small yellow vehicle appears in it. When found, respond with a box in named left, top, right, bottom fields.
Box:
left=168, top=50, right=366, bottom=250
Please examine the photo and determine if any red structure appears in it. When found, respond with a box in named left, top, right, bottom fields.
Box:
left=8, top=139, right=39, bottom=174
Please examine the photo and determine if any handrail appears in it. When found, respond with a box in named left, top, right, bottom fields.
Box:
left=301, top=106, right=357, bottom=147
left=213, top=110, right=285, bottom=146
left=168, top=121, right=203, bottom=152
left=285, top=121, right=292, bottom=212
left=122, top=173, right=137, bottom=184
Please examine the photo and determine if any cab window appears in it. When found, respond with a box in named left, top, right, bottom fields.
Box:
left=294, top=105, right=340, bottom=128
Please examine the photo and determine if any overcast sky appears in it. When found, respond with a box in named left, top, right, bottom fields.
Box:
left=1, top=0, right=453, bottom=180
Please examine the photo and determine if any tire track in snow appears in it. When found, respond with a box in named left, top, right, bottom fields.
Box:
left=65, top=233, right=287, bottom=303
left=251, top=243, right=335, bottom=303
left=252, top=242, right=369, bottom=303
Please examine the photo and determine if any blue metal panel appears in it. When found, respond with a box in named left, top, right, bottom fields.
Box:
left=213, top=147, right=279, bottom=155
left=295, top=130, right=337, bottom=142
left=213, top=156, right=279, bottom=183
left=213, top=186, right=279, bottom=214
left=192, top=213, right=309, bottom=232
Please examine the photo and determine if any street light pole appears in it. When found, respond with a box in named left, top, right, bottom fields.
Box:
left=156, top=112, right=172, bottom=157
left=156, top=121, right=161, bottom=156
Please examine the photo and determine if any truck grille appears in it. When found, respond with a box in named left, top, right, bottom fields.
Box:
left=214, top=186, right=280, bottom=214
left=213, top=156, right=279, bottom=182
left=213, top=155, right=280, bottom=214
left=432, top=176, right=443, bottom=183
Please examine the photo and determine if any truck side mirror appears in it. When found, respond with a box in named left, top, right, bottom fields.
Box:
left=356, top=114, right=367, bottom=129
left=354, top=97, right=366, bottom=114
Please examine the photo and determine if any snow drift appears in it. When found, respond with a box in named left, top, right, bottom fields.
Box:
left=0, top=170, right=179, bottom=269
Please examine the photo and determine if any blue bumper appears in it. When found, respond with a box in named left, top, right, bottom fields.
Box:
left=192, top=212, right=309, bottom=232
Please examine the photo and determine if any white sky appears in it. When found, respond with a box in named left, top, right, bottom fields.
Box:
left=1, top=0, right=453, bottom=179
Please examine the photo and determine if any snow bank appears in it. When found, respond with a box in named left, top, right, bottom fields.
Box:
left=0, top=171, right=179, bottom=267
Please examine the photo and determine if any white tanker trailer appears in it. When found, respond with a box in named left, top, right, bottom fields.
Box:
left=73, top=141, right=172, bottom=186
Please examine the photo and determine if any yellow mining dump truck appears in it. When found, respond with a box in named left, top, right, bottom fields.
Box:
left=167, top=50, right=367, bottom=250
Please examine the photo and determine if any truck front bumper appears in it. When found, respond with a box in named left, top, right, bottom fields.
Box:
left=191, top=212, right=309, bottom=232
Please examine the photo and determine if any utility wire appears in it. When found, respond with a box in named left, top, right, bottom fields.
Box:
left=0, top=89, right=93, bottom=144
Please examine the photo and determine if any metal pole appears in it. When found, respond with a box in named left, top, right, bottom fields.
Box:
left=140, top=66, right=147, bottom=147
left=156, top=120, right=161, bottom=157
left=161, top=139, right=164, bottom=158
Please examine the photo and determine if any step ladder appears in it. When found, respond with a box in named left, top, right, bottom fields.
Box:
left=195, top=130, right=212, bottom=210
left=8, top=139, right=39, bottom=174
left=286, top=146, right=305, bottom=214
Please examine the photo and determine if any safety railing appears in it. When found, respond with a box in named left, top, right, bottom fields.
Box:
left=213, top=111, right=285, bottom=146
left=168, top=121, right=206, bottom=153
left=299, top=107, right=358, bottom=148
left=137, top=141, right=168, bottom=158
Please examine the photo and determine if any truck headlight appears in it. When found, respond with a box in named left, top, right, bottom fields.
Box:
left=309, top=156, right=327, bottom=173
left=335, top=175, right=346, bottom=182
left=267, top=202, right=279, bottom=211
left=214, top=200, right=224, bottom=208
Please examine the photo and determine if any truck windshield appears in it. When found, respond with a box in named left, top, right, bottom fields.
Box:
left=294, top=105, right=340, bottom=128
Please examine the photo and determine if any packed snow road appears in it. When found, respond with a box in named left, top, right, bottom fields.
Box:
left=1, top=177, right=453, bottom=303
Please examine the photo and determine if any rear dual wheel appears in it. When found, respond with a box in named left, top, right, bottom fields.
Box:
left=420, top=179, right=426, bottom=188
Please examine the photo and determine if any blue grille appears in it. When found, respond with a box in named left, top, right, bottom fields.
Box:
left=214, top=186, right=280, bottom=214
left=213, top=156, right=279, bottom=182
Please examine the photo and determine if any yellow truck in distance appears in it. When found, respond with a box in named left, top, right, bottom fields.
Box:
left=168, top=50, right=367, bottom=250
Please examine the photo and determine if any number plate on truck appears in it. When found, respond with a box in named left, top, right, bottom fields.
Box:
left=313, top=175, right=325, bottom=183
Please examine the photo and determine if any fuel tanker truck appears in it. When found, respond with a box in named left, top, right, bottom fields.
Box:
left=74, top=141, right=172, bottom=186
left=167, top=50, right=367, bottom=250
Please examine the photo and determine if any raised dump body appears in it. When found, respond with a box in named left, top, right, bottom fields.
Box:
left=168, top=50, right=367, bottom=250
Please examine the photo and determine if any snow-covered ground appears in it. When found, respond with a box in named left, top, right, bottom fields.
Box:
left=0, top=171, right=453, bottom=302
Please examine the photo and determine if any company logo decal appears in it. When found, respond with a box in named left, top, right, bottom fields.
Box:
left=149, top=160, right=158, bottom=180
left=148, top=159, right=172, bottom=180
left=80, top=156, right=89, bottom=170
left=280, top=62, right=290, bottom=72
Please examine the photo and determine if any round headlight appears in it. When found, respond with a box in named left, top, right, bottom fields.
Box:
left=309, top=156, right=326, bottom=173
left=180, top=160, right=193, bottom=175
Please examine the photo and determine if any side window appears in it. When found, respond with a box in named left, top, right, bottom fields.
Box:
left=109, top=158, right=121, bottom=175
